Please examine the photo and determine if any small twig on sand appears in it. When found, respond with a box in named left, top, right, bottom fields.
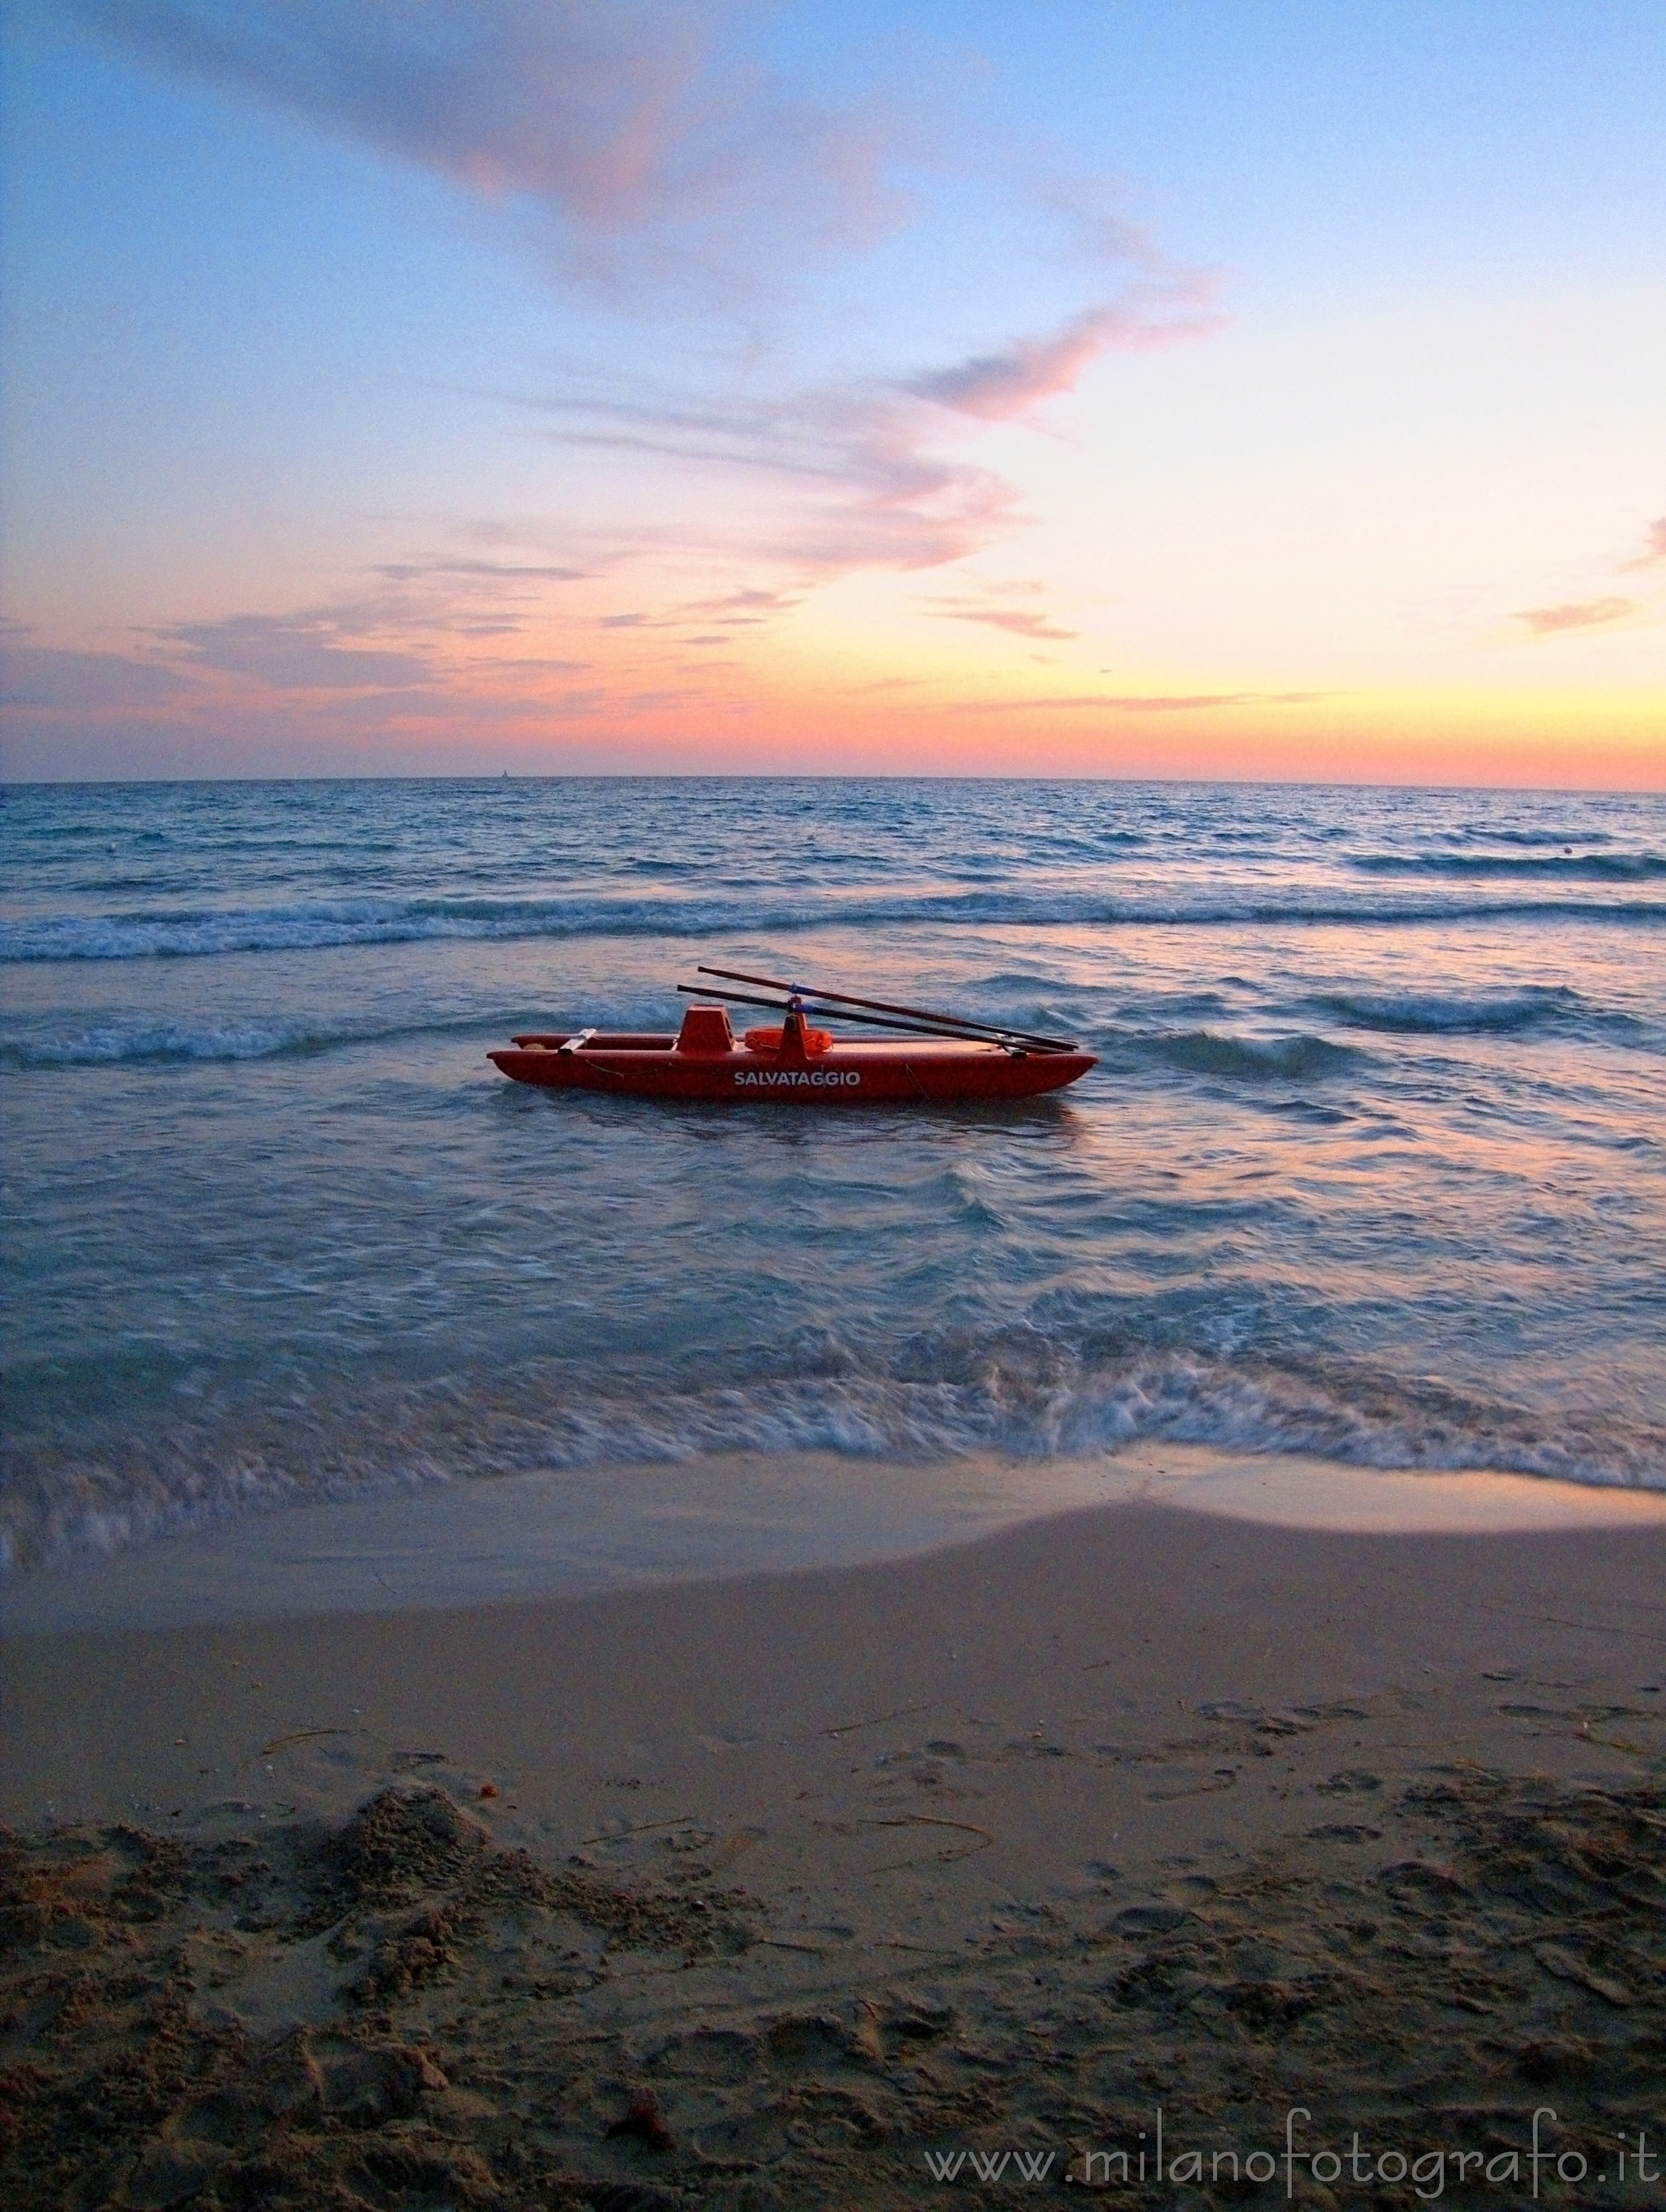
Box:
left=865, top=1814, right=995, bottom=1842
left=824, top=1702, right=934, bottom=1738
left=863, top=1812, right=996, bottom=1873
left=1479, top=1604, right=1666, bottom=1646
left=260, top=1727, right=360, bottom=1756
left=579, top=1814, right=696, bottom=1846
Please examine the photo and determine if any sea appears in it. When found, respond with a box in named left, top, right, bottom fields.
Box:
left=3, top=776, right=1663, bottom=1596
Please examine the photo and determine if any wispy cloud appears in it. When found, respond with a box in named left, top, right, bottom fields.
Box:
left=164, top=613, right=432, bottom=689
left=963, top=690, right=1332, bottom=714
left=909, top=287, right=1221, bottom=420
left=1034, top=178, right=1182, bottom=276
left=1513, top=596, right=1638, bottom=638
left=1619, top=516, right=1666, bottom=573
left=588, top=584, right=802, bottom=634
left=925, top=598, right=1079, bottom=641
left=0, top=641, right=200, bottom=711
left=508, top=375, right=1022, bottom=578
left=80, top=0, right=905, bottom=302
left=674, top=586, right=802, bottom=623
left=499, top=279, right=1217, bottom=588
left=373, top=558, right=589, bottom=584
left=767, top=397, right=1020, bottom=575
left=150, top=546, right=603, bottom=686
left=499, top=272, right=1219, bottom=588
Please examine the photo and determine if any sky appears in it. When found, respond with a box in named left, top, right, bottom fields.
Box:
left=2, top=0, right=1663, bottom=784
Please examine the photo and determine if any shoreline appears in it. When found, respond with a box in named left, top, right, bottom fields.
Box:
left=6, top=1441, right=1665, bottom=1642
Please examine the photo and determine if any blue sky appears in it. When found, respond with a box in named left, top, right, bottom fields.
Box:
left=3, top=1, right=1663, bottom=780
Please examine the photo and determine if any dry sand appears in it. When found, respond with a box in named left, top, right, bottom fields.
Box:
left=3, top=1451, right=1665, bottom=2207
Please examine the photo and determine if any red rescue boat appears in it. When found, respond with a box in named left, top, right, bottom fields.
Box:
left=489, top=965, right=1096, bottom=1106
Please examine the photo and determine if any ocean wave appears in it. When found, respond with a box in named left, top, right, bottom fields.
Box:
left=1310, top=985, right=1588, bottom=1037
left=1352, top=850, right=1665, bottom=881
left=1451, top=825, right=1616, bottom=848
left=5, top=1342, right=1660, bottom=1578
left=1133, top=1030, right=1363, bottom=1083
left=3, top=885, right=1663, bottom=963
left=0, top=1011, right=493, bottom=1070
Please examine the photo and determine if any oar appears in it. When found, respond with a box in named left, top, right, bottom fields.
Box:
left=695, top=964, right=1075, bottom=1052
left=677, top=984, right=1037, bottom=1048
left=695, top=962, right=1073, bottom=1051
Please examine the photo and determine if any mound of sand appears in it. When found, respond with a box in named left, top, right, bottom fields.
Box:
left=3, top=1774, right=1661, bottom=2209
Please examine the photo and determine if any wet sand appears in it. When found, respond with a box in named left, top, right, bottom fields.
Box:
left=4, top=1458, right=1665, bottom=2206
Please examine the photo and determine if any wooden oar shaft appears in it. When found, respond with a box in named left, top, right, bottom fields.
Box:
left=694, top=965, right=1072, bottom=1051
left=687, top=983, right=1039, bottom=1048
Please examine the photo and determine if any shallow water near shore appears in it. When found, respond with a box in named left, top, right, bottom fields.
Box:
left=3, top=775, right=1663, bottom=1585
left=9, top=1443, right=1666, bottom=1640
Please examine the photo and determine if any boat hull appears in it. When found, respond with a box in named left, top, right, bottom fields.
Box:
left=489, top=1033, right=1095, bottom=1105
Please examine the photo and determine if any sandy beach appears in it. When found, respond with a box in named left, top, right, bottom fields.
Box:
left=5, top=1450, right=1665, bottom=2207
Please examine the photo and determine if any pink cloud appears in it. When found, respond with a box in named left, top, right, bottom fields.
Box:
left=1514, top=597, right=1638, bottom=638
left=0, top=640, right=201, bottom=712
left=676, top=587, right=802, bottom=622
left=1620, top=516, right=1666, bottom=572
left=504, top=271, right=1212, bottom=584
left=775, top=393, right=1023, bottom=574
left=926, top=600, right=1079, bottom=640
left=513, top=376, right=1025, bottom=578
left=82, top=0, right=905, bottom=300
left=374, top=558, right=588, bottom=584
left=147, top=549, right=595, bottom=689
left=163, top=613, right=432, bottom=690
left=1037, top=180, right=1168, bottom=272
left=911, top=285, right=1222, bottom=420
left=963, top=691, right=1332, bottom=714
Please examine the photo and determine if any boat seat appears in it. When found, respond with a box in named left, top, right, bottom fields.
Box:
left=676, top=1005, right=735, bottom=1054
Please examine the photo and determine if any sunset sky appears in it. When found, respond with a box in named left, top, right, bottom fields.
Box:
left=2, top=1, right=1663, bottom=784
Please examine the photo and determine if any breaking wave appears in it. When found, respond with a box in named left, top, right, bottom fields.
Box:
left=4, top=886, right=1663, bottom=963
left=4, top=1339, right=1660, bottom=1578
left=1354, top=845, right=1664, bottom=880
left=1352, top=850, right=1665, bottom=881
left=1131, top=1031, right=1363, bottom=1083
left=0, top=1011, right=493, bottom=1070
left=1311, top=986, right=1588, bottom=1037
